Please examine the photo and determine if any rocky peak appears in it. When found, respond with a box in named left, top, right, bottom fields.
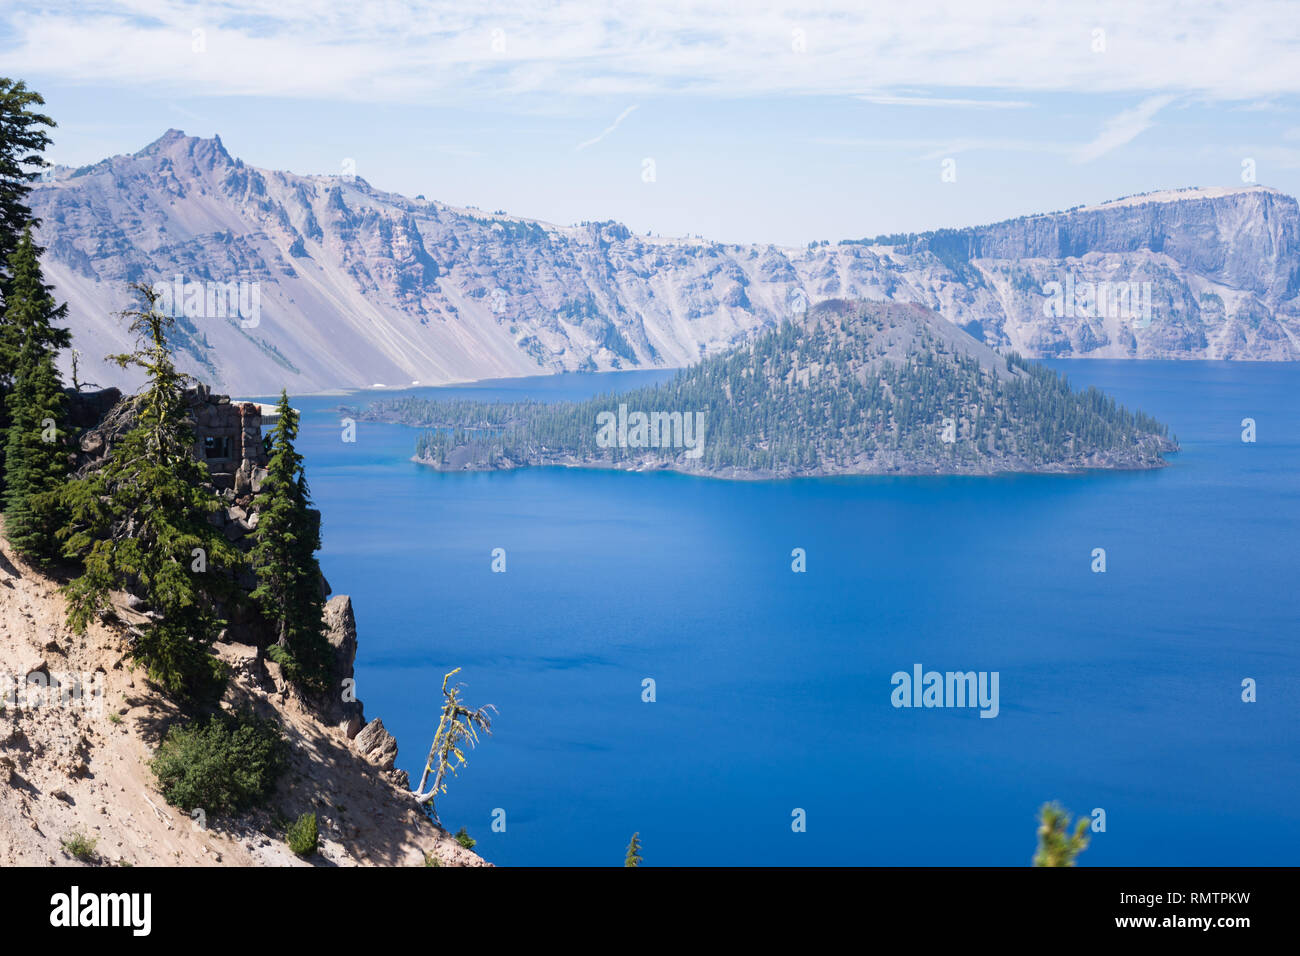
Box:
left=28, top=131, right=1300, bottom=395
left=134, top=128, right=235, bottom=171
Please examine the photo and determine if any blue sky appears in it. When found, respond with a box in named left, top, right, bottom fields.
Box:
left=4, top=1, right=1300, bottom=246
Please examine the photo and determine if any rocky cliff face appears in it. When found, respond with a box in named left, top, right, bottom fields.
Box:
left=0, top=388, right=480, bottom=866
left=0, top=530, right=487, bottom=867
left=30, top=132, right=1300, bottom=394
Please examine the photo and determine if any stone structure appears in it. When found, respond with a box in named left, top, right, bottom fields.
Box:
left=183, top=384, right=274, bottom=493
left=70, top=384, right=274, bottom=493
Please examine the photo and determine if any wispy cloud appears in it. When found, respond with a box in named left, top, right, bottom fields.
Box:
left=1074, top=95, right=1178, bottom=163
left=922, top=139, right=1075, bottom=161
left=435, top=145, right=485, bottom=158
left=575, top=105, right=638, bottom=150
left=2, top=2, right=1299, bottom=105
left=856, top=93, right=1030, bottom=109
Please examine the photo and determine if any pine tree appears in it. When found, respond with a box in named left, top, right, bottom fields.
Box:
left=0, top=78, right=58, bottom=498
left=0, top=79, right=54, bottom=281
left=624, top=832, right=643, bottom=868
left=2, top=226, right=70, bottom=562
left=1032, top=802, right=1091, bottom=867
left=249, top=389, right=331, bottom=691
left=59, top=283, right=240, bottom=702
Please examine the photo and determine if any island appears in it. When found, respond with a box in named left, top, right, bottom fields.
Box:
left=353, top=300, right=1178, bottom=480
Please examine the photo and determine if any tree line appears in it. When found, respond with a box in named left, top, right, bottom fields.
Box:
left=0, top=77, right=328, bottom=704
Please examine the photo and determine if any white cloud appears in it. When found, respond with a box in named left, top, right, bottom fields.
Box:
left=575, top=105, right=638, bottom=150
left=1073, top=95, right=1178, bottom=163
left=2, top=1, right=1299, bottom=104
left=856, top=93, right=1030, bottom=109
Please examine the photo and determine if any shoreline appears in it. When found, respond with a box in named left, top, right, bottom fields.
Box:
left=408, top=445, right=1177, bottom=482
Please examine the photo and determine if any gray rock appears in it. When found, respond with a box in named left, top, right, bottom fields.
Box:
left=353, top=718, right=397, bottom=769
left=324, top=596, right=358, bottom=679
left=319, top=595, right=365, bottom=730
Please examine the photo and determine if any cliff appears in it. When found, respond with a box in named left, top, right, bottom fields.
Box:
left=0, top=524, right=486, bottom=867
left=28, top=132, right=1300, bottom=396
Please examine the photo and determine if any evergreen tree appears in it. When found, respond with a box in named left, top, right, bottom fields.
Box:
left=2, top=226, right=70, bottom=562
left=0, top=78, right=58, bottom=497
left=59, top=283, right=240, bottom=702
left=624, top=832, right=643, bottom=868
left=1032, top=802, right=1091, bottom=867
left=0, top=79, right=54, bottom=281
left=249, top=389, right=331, bottom=690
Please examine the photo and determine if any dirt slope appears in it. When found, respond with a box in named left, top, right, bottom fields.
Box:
left=0, top=523, right=486, bottom=867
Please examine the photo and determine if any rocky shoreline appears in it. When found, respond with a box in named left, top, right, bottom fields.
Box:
left=410, top=433, right=1177, bottom=481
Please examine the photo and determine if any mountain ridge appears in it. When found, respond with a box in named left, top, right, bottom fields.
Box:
left=30, top=130, right=1300, bottom=394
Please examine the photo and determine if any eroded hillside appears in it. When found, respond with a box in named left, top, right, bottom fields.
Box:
left=0, top=525, right=485, bottom=868
left=30, top=131, right=1300, bottom=395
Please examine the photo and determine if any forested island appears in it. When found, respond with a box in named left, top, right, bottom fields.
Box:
left=353, top=300, right=1177, bottom=480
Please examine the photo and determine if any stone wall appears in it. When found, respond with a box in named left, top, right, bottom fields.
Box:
left=183, top=384, right=268, bottom=493
left=70, top=384, right=269, bottom=493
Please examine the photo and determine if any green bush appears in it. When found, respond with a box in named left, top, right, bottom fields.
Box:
left=454, top=826, right=476, bottom=850
left=151, top=711, right=287, bottom=815
left=265, top=643, right=293, bottom=668
left=286, top=811, right=318, bottom=856
left=61, top=832, right=98, bottom=861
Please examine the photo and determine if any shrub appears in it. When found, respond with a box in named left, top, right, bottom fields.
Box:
left=454, top=826, right=475, bottom=850
left=265, top=643, right=293, bottom=668
left=151, top=711, right=287, bottom=815
left=286, top=811, right=318, bottom=856
left=61, top=832, right=98, bottom=861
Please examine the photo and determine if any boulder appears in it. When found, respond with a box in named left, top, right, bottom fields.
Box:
left=353, top=718, right=397, bottom=769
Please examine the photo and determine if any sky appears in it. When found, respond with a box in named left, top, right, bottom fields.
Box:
left=4, top=1, right=1300, bottom=247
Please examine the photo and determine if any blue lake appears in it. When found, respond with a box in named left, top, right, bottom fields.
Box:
left=261, top=361, right=1300, bottom=866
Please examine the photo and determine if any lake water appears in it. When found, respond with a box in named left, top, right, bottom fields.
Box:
left=261, top=361, right=1300, bottom=866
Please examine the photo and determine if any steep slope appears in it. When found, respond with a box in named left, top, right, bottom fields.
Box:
left=865, top=186, right=1300, bottom=359
left=0, top=525, right=486, bottom=867
left=29, top=131, right=1300, bottom=395
left=367, top=300, right=1176, bottom=479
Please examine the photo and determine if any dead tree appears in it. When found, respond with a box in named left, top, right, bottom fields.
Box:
left=412, top=668, right=496, bottom=826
